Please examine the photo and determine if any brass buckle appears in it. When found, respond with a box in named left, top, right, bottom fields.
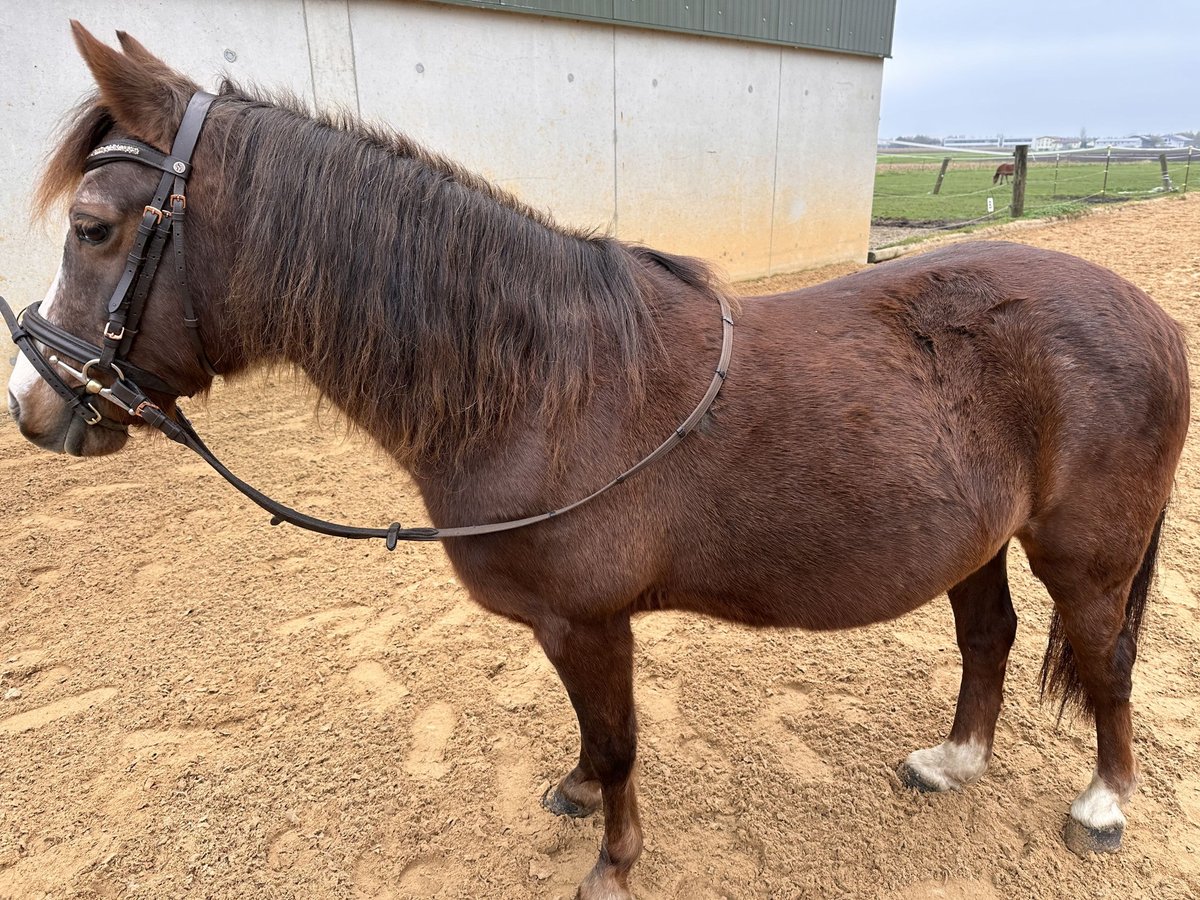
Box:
left=103, top=322, right=125, bottom=341
left=143, top=205, right=167, bottom=224
left=169, top=193, right=187, bottom=211
left=132, top=400, right=159, bottom=419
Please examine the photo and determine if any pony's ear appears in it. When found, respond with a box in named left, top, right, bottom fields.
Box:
left=114, top=29, right=172, bottom=72
left=70, top=21, right=196, bottom=149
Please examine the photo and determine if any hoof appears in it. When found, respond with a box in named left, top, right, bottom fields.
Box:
left=1063, top=816, right=1124, bottom=855
left=897, top=761, right=942, bottom=793
left=574, top=887, right=634, bottom=900
left=542, top=784, right=599, bottom=819
left=575, top=884, right=634, bottom=900
left=577, top=865, right=634, bottom=900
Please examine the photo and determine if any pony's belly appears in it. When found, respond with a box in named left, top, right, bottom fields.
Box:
left=659, top=578, right=948, bottom=631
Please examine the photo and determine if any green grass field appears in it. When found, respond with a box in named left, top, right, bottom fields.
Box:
left=873, top=156, right=1196, bottom=224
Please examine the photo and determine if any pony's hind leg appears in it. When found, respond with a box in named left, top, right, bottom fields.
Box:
left=536, top=611, right=642, bottom=900
left=1026, top=508, right=1166, bottom=855
left=900, top=542, right=1017, bottom=792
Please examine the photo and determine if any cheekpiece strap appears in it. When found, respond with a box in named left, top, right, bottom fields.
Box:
left=170, top=92, right=216, bottom=165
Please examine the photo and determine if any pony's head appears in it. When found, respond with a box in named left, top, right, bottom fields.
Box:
left=7, top=23, right=225, bottom=456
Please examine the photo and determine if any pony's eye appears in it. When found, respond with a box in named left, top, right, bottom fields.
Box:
left=76, top=222, right=110, bottom=245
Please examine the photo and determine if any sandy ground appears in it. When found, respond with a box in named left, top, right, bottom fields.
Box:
left=868, top=225, right=939, bottom=250
left=1, top=195, right=1198, bottom=900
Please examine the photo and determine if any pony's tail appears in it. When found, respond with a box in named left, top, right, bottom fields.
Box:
left=992, top=172, right=1000, bottom=185
left=1040, top=506, right=1167, bottom=718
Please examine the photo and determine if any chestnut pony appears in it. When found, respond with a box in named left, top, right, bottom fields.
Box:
left=993, top=161, right=1015, bottom=185
left=6, top=25, right=1189, bottom=898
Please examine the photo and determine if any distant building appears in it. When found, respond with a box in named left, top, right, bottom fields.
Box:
left=1091, top=136, right=1144, bottom=149
left=943, top=135, right=1032, bottom=149
left=935, top=133, right=1191, bottom=154
left=1033, top=136, right=1083, bottom=152
left=944, top=136, right=995, bottom=148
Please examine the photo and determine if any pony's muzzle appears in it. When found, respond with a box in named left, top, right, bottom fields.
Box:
left=8, top=386, right=71, bottom=453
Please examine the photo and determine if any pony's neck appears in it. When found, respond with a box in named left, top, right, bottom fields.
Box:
left=216, top=91, right=654, bottom=470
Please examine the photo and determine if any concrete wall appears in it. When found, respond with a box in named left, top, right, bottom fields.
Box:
left=0, top=0, right=882, bottom=378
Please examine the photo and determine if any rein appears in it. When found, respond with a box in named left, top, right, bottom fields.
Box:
left=2, top=91, right=735, bottom=549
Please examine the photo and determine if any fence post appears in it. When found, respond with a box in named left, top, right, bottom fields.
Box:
left=1101, top=146, right=1112, bottom=197
left=1052, top=153, right=1061, bottom=198
left=1159, top=152, right=1173, bottom=191
left=1011, top=144, right=1028, bottom=217
left=932, top=156, right=951, bottom=195
left=1184, top=148, right=1192, bottom=194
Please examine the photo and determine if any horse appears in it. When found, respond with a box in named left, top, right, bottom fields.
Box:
left=5, top=24, right=1190, bottom=899
left=993, top=162, right=1015, bottom=185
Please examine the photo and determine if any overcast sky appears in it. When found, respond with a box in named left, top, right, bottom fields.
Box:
left=879, top=0, right=1199, bottom=140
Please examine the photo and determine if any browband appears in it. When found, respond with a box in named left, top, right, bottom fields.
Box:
left=84, top=140, right=192, bottom=178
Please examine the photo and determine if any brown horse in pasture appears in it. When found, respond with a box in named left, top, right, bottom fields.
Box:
left=993, top=161, right=1015, bottom=184
left=5, top=25, right=1190, bottom=898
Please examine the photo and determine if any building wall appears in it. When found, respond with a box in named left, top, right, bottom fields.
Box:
left=0, top=0, right=883, bottom=379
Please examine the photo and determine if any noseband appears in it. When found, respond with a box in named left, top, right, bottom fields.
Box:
left=3, top=91, right=735, bottom=548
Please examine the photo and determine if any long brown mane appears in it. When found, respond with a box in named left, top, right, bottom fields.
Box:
left=38, top=79, right=732, bottom=468
left=215, top=81, right=664, bottom=469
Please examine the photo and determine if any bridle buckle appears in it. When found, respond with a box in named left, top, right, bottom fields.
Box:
left=82, top=358, right=125, bottom=383
left=103, top=322, right=125, bottom=341
left=143, top=204, right=167, bottom=224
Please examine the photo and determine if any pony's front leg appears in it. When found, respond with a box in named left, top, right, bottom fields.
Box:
left=536, top=611, right=642, bottom=900
left=901, top=543, right=1016, bottom=791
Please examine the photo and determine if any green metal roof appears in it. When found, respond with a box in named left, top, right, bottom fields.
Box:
left=430, top=1, right=896, bottom=58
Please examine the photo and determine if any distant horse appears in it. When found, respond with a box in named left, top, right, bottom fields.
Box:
left=993, top=161, right=1015, bottom=184
left=5, top=24, right=1190, bottom=899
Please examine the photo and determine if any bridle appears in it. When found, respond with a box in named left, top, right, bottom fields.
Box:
left=2, top=90, right=735, bottom=549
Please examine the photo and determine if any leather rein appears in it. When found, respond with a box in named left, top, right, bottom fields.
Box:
left=2, top=91, right=735, bottom=549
